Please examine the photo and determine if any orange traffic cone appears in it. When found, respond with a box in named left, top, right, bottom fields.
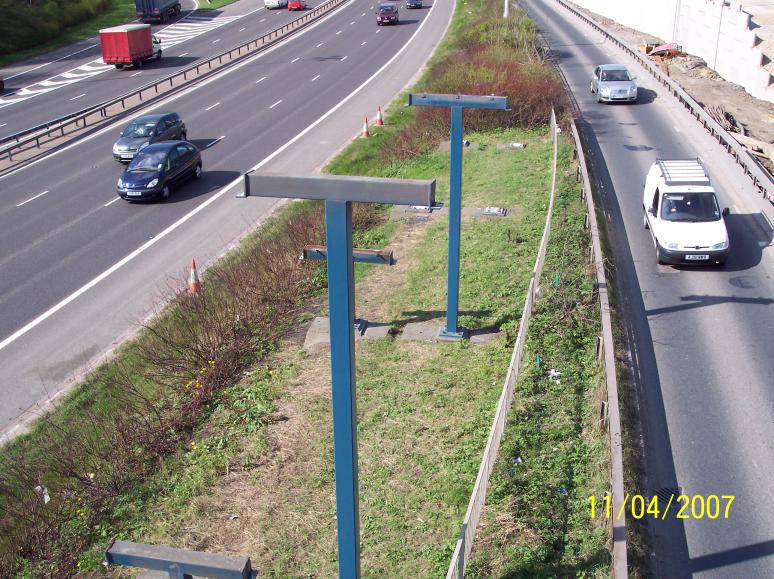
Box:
left=375, top=106, right=384, bottom=126
left=188, top=259, right=202, bottom=294
left=361, top=116, right=370, bottom=138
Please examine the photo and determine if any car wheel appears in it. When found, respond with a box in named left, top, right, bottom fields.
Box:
left=643, top=211, right=649, bottom=229
left=115, top=63, right=124, bottom=69
left=193, top=164, right=202, bottom=180
left=156, top=50, right=162, bottom=60
left=656, top=246, right=665, bottom=265
left=590, top=81, right=594, bottom=93
left=134, top=59, right=143, bottom=69
left=160, top=185, right=171, bottom=200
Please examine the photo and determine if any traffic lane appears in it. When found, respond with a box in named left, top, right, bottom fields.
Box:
left=0, top=0, right=433, bottom=342
left=0, top=0, right=451, bottom=439
left=0, top=0, right=325, bottom=138
left=523, top=0, right=774, bottom=576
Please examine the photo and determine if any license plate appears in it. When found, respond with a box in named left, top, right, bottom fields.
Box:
left=685, top=254, right=709, bottom=260
left=126, top=191, right=142, bottom=196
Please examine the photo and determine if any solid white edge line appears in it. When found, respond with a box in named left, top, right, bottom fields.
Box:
left=0, top=0, right=438, bottom=351
left=205, top=101, right=221, bottom=111
left=16, top=190, right=49, bottom=207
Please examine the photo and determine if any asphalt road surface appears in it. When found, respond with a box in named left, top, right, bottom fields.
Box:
left=0, top=0, right=454, bottom=439
left=0, top=0, right=324, bottom=138
left=522, top=0, right=774, bottom=577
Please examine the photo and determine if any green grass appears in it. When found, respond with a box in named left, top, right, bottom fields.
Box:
left=465, top=142, right=611, bottom=578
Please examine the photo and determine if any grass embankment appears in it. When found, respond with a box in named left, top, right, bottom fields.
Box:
left=466, top=151, right=612, bottom=577
left=0, top=0, right=611, bottom=576
left=0, top=0, right=236, bottom=68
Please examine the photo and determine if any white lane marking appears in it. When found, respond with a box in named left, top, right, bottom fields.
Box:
left=350, top=20, right=355, bottom=24
left=213, top=38, right=221, bottom=43
left=336, top=30, right=342, bottom=35
left=16, top=190, right=49, bottom=207
left=69, top=93, right=86, bottom=101
left=674, top=126, right=681, bottom=133
left=291, top=57, right=300, bottom=63
left=0, top=123, right=6, bottom=128
left=104, top=197, right=121, bottom=207
left=361, top=12, right=365, bottom=16
left=260, top=17, right=266, bottom=21
left=341, top=56, right=348, bottom=61
left=239, top=27, right=246, bottom=31
left=206, top=136, right=225, bottom=148
left=179, top=52, right=189, bottom=57
left=131, top=71, right=143, bottom=77
left=205, top=101, right=221, bottom=111
left=375, top=29, right=380, bottom=33
left=316, top=42, right=324, bottom=48
left=256, top=75, right=267, bottom=84
left=269, top=99, right=282, bottom=108
left=311, top=74, right=320, bottom=81
left=361, top=41, right=367, bottom=46
left=0, top=0, right=438, bottom=351
left=5, top=44, right=98, bottom=81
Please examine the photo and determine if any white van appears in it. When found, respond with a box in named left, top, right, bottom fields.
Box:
left=264, top=0, right=288, bottom=7
left=642, top=159, right=730, bottom=266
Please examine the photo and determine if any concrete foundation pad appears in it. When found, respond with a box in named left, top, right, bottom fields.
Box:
left=400, top=321, right=443, bottom=342
left=303, top=316, right=332, bottom=354
left=362, top=323, right=391, bottom=340
left=469, top=328, right=501, bottom=345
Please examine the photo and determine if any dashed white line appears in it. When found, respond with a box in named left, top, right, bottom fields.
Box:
left=16, top=190, right=49, bottom=207
left=131, top=71, right=143, bottom=77
left=316, top=42, right=324, bottom=47
left=341, top=55, right=348, bottom=62
left=311, top=74, right=321, bottom=81
left=256, top=75, right=267, bottom=84
left=361, top=41, right=367, bottom=46
left=260, top=17, right=266, bottom=22
left=104, top=197, right=121, bottom=207
left=239, top=27, right=246, bottom=31
left=350, top=20, right=355, bottom=24
left=336, top=30, right=342, bottom=35
left=0, top=123, right=6, bottom=128
left=674, top=126, right=681, bottom=133
left=375, top=29, right=380, bottom=33
left=361, top=12, right=365, bottom=16
left=205, top=101, right=221, bottom=111
left=291, top=57, right=300, bottom=63
left=179, top=52, right=189, bottom=57
left=206, top=135, right=225, bottom=148
left=213, top=38, right=221, bottom=44
left=269, top=99, right=282, bottom=109
left=69, top=93, right=86, bottom=101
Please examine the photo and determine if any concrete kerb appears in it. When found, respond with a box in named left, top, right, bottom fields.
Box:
left=571, top=120, right=628, bottom=579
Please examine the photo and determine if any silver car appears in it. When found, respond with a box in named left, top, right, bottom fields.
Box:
left=590, top=64, right=638, bottom=103
left=113, top=112, right=187, bottom=162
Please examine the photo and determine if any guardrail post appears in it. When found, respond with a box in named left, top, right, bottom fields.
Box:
left=457, top=523, right=467, bottom=579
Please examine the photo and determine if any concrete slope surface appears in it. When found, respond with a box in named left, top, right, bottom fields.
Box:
left=522, top=0, right=774, bottom=577
left=0, top=0, right=454, bottom=441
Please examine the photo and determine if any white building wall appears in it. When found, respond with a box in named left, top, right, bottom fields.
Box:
left=567, top=0, right=774, bottom=102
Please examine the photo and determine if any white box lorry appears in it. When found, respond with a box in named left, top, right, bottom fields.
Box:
left=642, top=159, right=730, bottom=266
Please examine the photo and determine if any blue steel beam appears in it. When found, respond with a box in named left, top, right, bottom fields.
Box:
left=408, top=93, right=507, bottom=340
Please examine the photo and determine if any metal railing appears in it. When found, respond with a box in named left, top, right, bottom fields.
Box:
left=0, top=0, right=350, bottom=164
left=445, top=109, right=559, bottom=579
left=571, top=120, right=628, bottom=579
left=555, top=0, right=774, bottom=205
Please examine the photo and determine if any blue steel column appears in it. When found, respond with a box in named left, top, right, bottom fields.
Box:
left=441, top=105, right=465, bottom=338
left=324, top=199, right=361, bottom=579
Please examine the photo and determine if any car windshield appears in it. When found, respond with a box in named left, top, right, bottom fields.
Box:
left=601, top=69, right=630, bottom=82
left=379, top=5, right=396, bottom=11
left=128, top=150, right=166, bottom=171
left=121, top=122, right=156, bottom=138
left=660, top=192, right=720, bottom=222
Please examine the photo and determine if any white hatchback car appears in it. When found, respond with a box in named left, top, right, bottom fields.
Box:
left=264, top=0, right=288, bottom=8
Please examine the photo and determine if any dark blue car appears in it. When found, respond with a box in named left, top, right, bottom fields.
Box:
left=117, top=141, right=202, bottom=201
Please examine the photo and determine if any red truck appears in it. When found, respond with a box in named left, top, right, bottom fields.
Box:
left=99, top=24, right=162, bottom=69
